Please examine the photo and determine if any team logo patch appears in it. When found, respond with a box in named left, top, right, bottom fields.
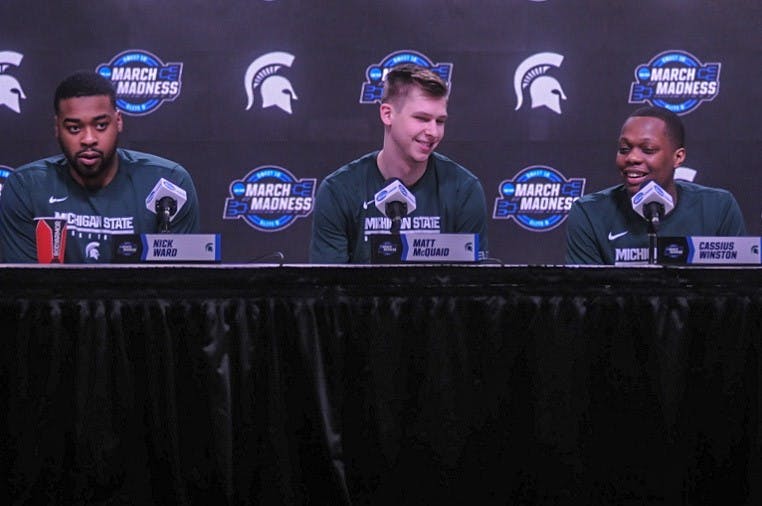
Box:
left=0, top=165, right=13, bottom=198
left=223, top=166, right=315, bottom=232
left=96, top=50, right=183, bottom=116
left=0, top=51, right=26, bottom=114
left=629, top=50, right=720, bottom=115
left=359, top=50, right=453, bottom=104
left=493, top=165, right=585, bottom=232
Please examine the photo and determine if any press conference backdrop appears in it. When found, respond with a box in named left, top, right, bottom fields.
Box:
left=1, top=0, right=760, bottom=263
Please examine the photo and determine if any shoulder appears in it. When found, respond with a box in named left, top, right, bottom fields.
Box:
left=573, top=184, right=625, bottom=209
left=13, top=154, right=66, bottom=175
left=8, top=154, right=67, bottom=185
left=676, top=180, right=738, bottom=202
left=320, top=151, right=378, bottom=189
left=430, top=152, right=481, bottom=183
left=118, top=148, right=191, bottom=178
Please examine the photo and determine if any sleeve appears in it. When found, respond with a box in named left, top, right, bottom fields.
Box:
left=167, top=165, right=201, bottom=234
left=717, top=192, right=747, bottom=235
left=309, top=178, right=351, bottom=263
left=565, top=200, right=605, bottom=265
left=0, top=172, right=39, bottom=263
left=455, top=177, right=490, bottom=259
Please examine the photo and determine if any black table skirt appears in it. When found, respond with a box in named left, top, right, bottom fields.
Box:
left=1, top=265, right=760, bottom=505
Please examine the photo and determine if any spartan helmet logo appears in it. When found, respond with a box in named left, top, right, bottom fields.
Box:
left=514, top=52, right=567, bottom=115
left=0, top=51, right=27, bottom=114
left=244, top=51, right=297, bottom=114
left=85, top=242, right=101, bottom=261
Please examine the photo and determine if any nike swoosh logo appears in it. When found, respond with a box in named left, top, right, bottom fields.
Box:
left=48, top=196, right=68, bottom=204
left=608, top=231, right=628, bottom=241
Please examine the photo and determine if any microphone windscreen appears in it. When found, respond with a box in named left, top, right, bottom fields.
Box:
left=145, top=178, right=187, bottom=216
left=374, top=178, right=416, bottom=217
left=631, top=180, right=674, bottom=220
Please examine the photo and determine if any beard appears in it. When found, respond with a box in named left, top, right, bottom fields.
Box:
left=60, top=141, right=118, bottom=187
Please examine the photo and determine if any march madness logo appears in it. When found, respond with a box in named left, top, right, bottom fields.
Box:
left=629, top=50, right=720, bottom=115
left=493, top=165, right=585, bottom=232
left=223, top=166, right=315, bottom=232
left=359, top=50, right=453, bottom=104
left=96, top=50, right=183, bottom=116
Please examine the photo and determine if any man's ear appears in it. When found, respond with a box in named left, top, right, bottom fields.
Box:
left=673, top=147, right=686, bottom=167
left=379, top=102, right=393, bottom=126
left=116, top=110, right=123, bottom=133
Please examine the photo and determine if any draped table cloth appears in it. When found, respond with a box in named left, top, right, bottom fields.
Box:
left=1, top=265, right=759, bottom=505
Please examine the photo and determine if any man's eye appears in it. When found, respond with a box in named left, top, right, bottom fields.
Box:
left=96, top=122, right=108, bottom=130
left=67, top=126, right=80, bottom=134
left=618, top=147, right=630, bottom=154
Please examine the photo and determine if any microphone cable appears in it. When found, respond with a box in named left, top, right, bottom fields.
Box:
left=250, top=251, right=285, bottom=265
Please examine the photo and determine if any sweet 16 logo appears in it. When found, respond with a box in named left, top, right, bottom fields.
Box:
left=359, top=50, right=452, bottom=104
left=629, top=50, right=720, bottom=115
left=96, top=50, right=183, bottom=116
left=493, top=165, right=585, bottom=232
left=223, top=166, right=315, bottom=232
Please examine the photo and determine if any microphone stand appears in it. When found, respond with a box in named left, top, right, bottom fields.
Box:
left=386, top=201, right=407, bottom=235
left=156, top=197, right=177, bottom=234
left=644, top=202, right=664, bottom=265
left=390, top=217, right=402, bottom=235
left=647, top=218, right=658, bottom=265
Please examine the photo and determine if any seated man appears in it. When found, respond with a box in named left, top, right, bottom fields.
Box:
left=565, top=106, right=746, bottom=265
left=309, top=63, right=489, bottom=263
left=0, top=71, right=200, bottom=263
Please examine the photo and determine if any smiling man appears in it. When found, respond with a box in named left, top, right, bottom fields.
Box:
left=309, top=63, right=489, bottom=263
left=0, top=71, right=200, bottom=263
left=565, top=106, right=746, bottom=265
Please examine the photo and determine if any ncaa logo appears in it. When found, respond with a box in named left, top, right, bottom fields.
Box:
left=223, top=166, right=316, bottom=232
left=493, top=165, right=585, bottom=232
left=629, top=50, right=720, bottom=115
left=97, top=50, right=183, bottom=116
left=360, top=50, right=453, bottom=104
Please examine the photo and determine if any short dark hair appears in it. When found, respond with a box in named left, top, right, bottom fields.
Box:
left=381, top=63, right=448, bottom=104
left=628, top=105, right=685, bottom=149
left=54, top=71, right=116, bottom=113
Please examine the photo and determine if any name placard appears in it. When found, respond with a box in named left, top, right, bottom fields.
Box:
left=371, top=233, right=479, bottom=263
left=113, top=234, right=221, bottom=263
left=658, top=236, right=761, bottom=265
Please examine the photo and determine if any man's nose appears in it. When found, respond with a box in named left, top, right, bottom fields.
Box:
left=80, top=127, right=97, bottom=145
left=626, top=149, right=642, bottom=163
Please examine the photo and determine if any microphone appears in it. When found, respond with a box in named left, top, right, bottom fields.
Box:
left=374, top=178, right=416, bottom=234
left=145, top=178, right=188, bottom=233
left=631, top=180, right=674, bottom=228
